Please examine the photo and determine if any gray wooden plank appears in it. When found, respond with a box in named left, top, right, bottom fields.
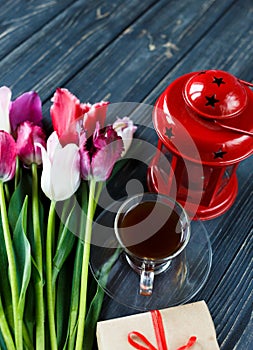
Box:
left=194, top=169, right=253, bottom=291
left=0, top=0, right=76, bottom=59
left=142, top=0, right=253, bottom=106
left=234, top=313, right=253, bottom=350
left=209, top=233, right=252, bottom=349
left=58, top=0, right=240, bottom=105
left=0, top=0, right=157, bottom=99
left=36, top=0, right=238, bottom=133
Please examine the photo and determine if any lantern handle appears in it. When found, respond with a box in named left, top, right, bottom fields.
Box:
left=214, top=120, right=253, bottom=137
left=238, top=78, right=253, bottom=88
left=214, top=78, right=253, bottom=136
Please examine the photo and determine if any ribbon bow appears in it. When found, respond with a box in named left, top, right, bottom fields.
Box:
left=128, top=310, right=197, bottom=350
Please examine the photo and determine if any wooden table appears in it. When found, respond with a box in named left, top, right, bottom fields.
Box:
left=1, top=1, right=252, bottom=349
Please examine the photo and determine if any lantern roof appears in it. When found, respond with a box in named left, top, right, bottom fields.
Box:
left=153, top=70, right=253, bottom=166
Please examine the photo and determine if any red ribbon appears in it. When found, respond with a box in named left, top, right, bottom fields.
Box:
left=128, top=310, right=197, bottom=350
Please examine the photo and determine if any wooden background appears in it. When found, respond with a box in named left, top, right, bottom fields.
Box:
left=0, top=1, right=252, bottom=349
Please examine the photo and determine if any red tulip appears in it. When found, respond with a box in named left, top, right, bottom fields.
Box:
left=16, top=121, right=46, bottom=166
left=50, top=88, right=109, bottom=146
left=0, top=131, right=17, bottom=182
left=80, top=123, right=124, bottom=182
left=50, top=88, right=89, bottom=146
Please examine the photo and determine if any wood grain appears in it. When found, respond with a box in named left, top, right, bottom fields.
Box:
left=0, top=0, right=75, bottom=60
left=0, top=0, right=252, bottom=349
left=0, top=0, right=157, bottom=99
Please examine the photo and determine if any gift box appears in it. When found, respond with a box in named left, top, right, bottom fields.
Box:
left=96, top=300, right=220, bottom=349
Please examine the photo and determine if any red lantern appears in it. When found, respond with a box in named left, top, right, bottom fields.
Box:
left=147, top=70, right=253, bottom=220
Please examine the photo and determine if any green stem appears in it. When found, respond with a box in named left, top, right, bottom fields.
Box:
left=0, top=295, right=15, bottom=350
left=58, top=197, right=71, bottom=238
left=0, top=181, right=22, bottom=350
left=22, top=323, right=34, bottom=350
left=67, top=182, right=88, bottom=350
left=67, top=240, right=82, bottom=350
left=31, top=163, right=45, bottom=349
left=46, top=201, right=57, bottom=350
left=14, top=157, right=20, bottom=189
left=75, top=180, right=96, bottom=350
left=94, top=181, right=103, bottom=205
left=4, top=183, right=10, bottom=204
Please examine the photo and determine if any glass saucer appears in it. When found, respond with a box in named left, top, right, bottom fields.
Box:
left=90, top=201, right=212, bottom=311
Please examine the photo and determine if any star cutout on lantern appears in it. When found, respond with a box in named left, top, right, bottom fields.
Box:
left=212, top=76, right=225, bottom=87
left=165, top=127, right=174, bottom=139
left=205, top=94, right=219, bottom=108
left=214, top=148, right=227, bottom=159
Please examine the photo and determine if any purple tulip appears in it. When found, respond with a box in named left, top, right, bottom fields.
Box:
left=80, top=123, right=124, bottom=182
left=0, top=131, right=17, bottom=182
left=9, top=91, right=43, bottom=132
left=16, top=121, right=46, bottom=166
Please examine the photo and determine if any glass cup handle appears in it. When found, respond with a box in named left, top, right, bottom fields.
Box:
left=139, top=263, right=155, bottom=296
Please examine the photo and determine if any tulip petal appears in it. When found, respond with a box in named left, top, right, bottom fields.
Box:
left=50, top=144, right=81, bottom=201
left=9, top=91, right=43, bottom=132
left=46, top=131, right=62, bottom=162
left=83, top=101, right=109, bottom=138
left=39, top=132, right=80, bottom=201
left=0, top=131, right=16, bottom=182
left=91, top=137, right=123, bottom=181
left=16, top=121, right=46, bottom=166
left=38, top=132, right=80, bottom=201
left=113, top=117, right=137, bottom=156
left=50, top=88, right=89, bottom=145
left=0, top=86, right=12, bottom=133
left=39, top=143, right=54, bottom=200
left=80, top=148, right=91, bottom=180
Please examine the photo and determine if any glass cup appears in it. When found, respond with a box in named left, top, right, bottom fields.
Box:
left=114, top=193, right=190, bottom=296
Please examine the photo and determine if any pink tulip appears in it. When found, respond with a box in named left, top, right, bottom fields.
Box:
left=113, top=117, right=137, bottom=156
left=0, top=131, right=17, bottom=182
left=79, top=123, right=124, bottom=182
left=9, top=91, right=43, bottom=132
left=16, top=121, right=46, bottom=166
left=82, top=101, right=109, bottom=138
left=50, top=88, right=109, bottom=146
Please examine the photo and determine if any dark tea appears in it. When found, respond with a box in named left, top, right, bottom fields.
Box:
left=118, top=200, right=185, bottom=260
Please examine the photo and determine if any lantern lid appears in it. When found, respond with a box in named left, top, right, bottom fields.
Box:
left=183, top=70, right=248, bottom=120
left=153, top=70, right=253, bottom=166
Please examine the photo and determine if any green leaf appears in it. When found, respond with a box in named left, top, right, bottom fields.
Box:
left=64, top=240, right=83, bottom=349
left=8, top=171, right=46, bottom=262
left=0, top=333, right=7, bottom=350
left=23, top=282, right=35, bottom=346
left=64, top=182, right=89, bottom=349
left=56, top=260, right=73, bottom=349
left=13, top=196, right=32, bottom=315
left=8, top=172, right=32, bottom=233
left=52, top=203, right=77, bottom=286
left=83, top=248, right=121, bottom=350
left=0, top=213, right=12, bottom=321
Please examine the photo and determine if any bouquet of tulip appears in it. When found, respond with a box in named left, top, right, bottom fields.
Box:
left=0, top=87, right=137, bottom=350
